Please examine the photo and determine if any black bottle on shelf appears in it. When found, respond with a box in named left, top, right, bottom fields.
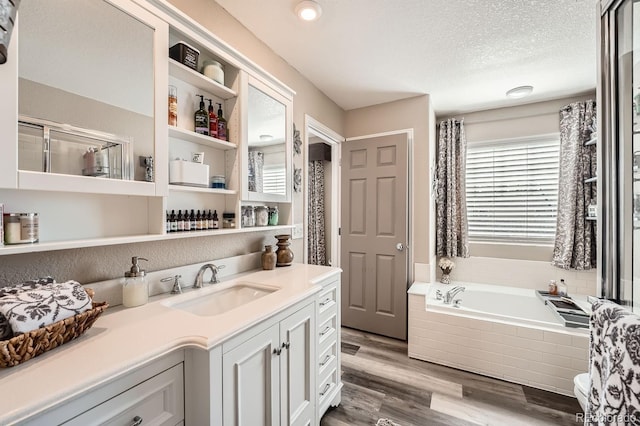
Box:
left=177, top=210, right=185, bottom=232
left=194, top=95, right=209, bottom=136
left=190, top=209, right=196, bottom=231
left=170, top=210, right=177, bottom=232
left=207, top=209, right=214, bottom=230
left=213, top=210, right=219, bottom=229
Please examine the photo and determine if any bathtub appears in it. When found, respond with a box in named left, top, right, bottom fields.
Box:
left=408, top=281, right=590, bottom=396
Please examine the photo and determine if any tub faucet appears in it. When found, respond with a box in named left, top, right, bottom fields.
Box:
left=194, top=263, right=224, bottom=288
left=444, top=286, right=465, bottom=304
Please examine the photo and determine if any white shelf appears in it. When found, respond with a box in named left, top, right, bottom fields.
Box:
left=168, top=126, right=236, bottom=150
left=18, top=170, right=157, bottom=197
left=169, top=184, right=236, bottom=195
left=0, top=225, right=293, bottom=256
left=169, top=59, right=236, bottom=100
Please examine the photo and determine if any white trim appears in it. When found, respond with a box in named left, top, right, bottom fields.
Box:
left=467, top=132, right=560, bottom=147
left=344, top=128, right=414, bottom=286
left=303, top=115, right=344, bottom=267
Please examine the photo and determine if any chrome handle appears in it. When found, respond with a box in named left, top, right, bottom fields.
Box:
left=273, top=347, right=282, bottom=355
left=319, top=298, right=332, bottom=306
left=319, top=326, right=331, bottom=336
left=319, top=354, right=331, bottom=366
left=396, top=243, right=405, bottom=252
left=132, top=416, right=143, bottom=426
left=319, top=383, right=331, bottom=396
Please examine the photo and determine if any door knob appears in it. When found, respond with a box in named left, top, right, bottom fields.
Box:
left=396, top=243, right=405, bottom=251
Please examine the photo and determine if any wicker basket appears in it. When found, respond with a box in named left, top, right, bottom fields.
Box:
left=0, top=288, right=108, bottom=368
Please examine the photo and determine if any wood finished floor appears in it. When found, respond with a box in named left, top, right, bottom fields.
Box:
left=320, top=327, right=583, bottom=426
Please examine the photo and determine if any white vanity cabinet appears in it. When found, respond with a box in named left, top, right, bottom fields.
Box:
left=23, top=352, right=184, bottom=426
left=222, top=301, right=315, bottom=426
left=315, top=275, right=342, bottom=419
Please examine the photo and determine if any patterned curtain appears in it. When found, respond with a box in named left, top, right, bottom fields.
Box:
left=308, top=161, right=326, bottom=265
left=552, top=100, right=597, bottom=270
left=436, top=119, right=469, bottom=258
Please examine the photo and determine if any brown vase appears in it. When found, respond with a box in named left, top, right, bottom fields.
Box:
left=261, top=245, right=277, bottom=270
left=275, top=234, right=294, bottom=267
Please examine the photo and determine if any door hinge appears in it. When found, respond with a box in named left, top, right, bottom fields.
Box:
left=338, top=227, right=341, bottom=236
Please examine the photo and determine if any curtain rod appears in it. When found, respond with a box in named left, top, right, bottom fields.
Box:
left=441, top=110, right=557, bottom=126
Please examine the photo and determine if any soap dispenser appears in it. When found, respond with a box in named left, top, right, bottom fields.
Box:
left=123, top=256, right=149, bottom=308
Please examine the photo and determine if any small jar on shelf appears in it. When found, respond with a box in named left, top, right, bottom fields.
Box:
left=241, top=205, right=255, bottom=227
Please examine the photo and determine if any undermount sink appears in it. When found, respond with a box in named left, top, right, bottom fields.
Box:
left=166, top=282, right=277, bottom=317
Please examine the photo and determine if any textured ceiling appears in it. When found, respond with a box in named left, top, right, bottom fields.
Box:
left=215, top=0, right=597, bottom=114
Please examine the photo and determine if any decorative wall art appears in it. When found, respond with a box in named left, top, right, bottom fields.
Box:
left=293, top=167, right=302, bottom=192
left=293, top=123, right=302, bottom=156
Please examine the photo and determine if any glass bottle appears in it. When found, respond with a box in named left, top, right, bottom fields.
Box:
left=194, top=95, right=209, bottom=136
left=217, top=103, right=227, bottom=141
left=123, top=257, right=149, bottom=308
left=213, top=210, right=219, bottom=229
left=190, top=209, right=196, bottom=231
left=168, top=85, right=177, bottom=126
left=207, top=99, right=218, bottom=139
left=177, top=210, right=185, bottom=232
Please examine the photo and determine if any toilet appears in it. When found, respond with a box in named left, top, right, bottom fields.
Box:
left=574, top=373, right=589, bottom=411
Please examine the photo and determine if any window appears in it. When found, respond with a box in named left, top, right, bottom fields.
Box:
left=465, top=135, right=560, bottom=244
left=262, top=165, right=286, bottom=195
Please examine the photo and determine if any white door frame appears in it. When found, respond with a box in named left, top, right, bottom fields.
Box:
left=345, top=128, right=414, bottom=285
left=303, top=115, right=344, bottom=266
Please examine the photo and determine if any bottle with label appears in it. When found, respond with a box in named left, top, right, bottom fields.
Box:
left=190, top=209, right=196, bottom=231
left=166, top=211, right=170, bottom=233
left=168, top=85, right=177, bottom=126
left=213, top=210, right=219, bottom=229
left=170, top=210, right=177, bottom=232
left=177, top=210, right=185, bottom=232
left=197, top=210, right=204, bottom=230
left=217, top=103, right=227, bottom=141
left=207, top=209, right=214, bottom=230
left=207, top=99, right=218, bottom=139
left=558, top=279, right=568, bottom=297
left=194, top=95, right=209, bottom=136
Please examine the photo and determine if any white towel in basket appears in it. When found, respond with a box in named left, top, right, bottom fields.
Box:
left=0, top=277, right=56, bottom=340
left=0, top=280, right=92, bottom=336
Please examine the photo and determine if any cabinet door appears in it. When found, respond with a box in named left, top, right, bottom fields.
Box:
left=280, top=303, right=315, bottom=426
left=223, top=325, right=280, bottom=426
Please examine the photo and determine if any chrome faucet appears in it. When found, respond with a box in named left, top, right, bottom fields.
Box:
left=194, top=264, right=224, bottom=288
left=444, top=286, right=465, bottom=304
left=161, top=275, right=183, bottom=294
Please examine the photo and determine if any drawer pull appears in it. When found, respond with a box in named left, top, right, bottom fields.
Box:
left=132, top=416, right=143, bottom=426
left=319, top=298, right=332, bottom=306
left=319, top=326, right=331, bottom=336
left=319, top=354, right=331, bottom=366
left=319, top=383, right=331, bottom=396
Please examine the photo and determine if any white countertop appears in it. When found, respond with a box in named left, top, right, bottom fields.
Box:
left=0, top=264, right=340, bottom=425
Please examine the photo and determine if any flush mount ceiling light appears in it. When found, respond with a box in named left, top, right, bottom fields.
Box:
left=259, top=134, right=274, bottom=142
left=506, top=85, right=534, bottom=99
left=295, top=0, right=322, bottom=21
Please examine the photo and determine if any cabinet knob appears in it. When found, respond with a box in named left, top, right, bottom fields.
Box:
left=132, top=416, right=143, bottom=426
left=273, top=347, right=282, bottom=356
left=282, top=341, right=290, bottom=350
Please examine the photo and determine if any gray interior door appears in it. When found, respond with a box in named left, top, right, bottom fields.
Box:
left=340, top=132, right=408, bottom=340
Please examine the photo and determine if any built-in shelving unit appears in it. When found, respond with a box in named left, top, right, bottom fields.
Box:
left=0, top=0, right=295, bottom=256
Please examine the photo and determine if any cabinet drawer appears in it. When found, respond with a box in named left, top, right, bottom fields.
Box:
left=318, top=313, right=337, bottom=349
left=318, top=339, right=337, bottom=379
left=64, top=363, right=184, bottom=426
left=317, top=284, right=337, bottom=318
left=318, top=367, right=339, bottom=408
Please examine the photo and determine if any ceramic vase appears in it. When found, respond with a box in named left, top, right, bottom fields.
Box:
left=440, top=268, right=452, bottom=284
left=275, top=234, right=294, bottom=266
left=261, top=245, right=277, bottom=270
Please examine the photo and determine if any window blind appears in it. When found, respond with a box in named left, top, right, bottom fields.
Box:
left=262, top=165, right=286, bottom=195
left=465, top=136, right=560, bottom=243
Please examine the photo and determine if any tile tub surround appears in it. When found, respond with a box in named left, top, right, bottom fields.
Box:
left=438, top=256, right=598, bottom=296
left=408, top=283, right=589, bottom=396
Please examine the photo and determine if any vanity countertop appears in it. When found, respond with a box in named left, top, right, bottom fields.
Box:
left=0, top=263, right=340, bottom=425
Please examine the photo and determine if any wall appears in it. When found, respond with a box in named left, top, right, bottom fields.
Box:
left=434, top=93, right=598, bottom=292
left=345, top=95, right=436, bottom=282
left=0, top=0, right=345, bottom=286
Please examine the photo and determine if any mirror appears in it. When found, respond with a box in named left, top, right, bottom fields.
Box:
left=17, top=0, right=154, bottom=181
left=247, top=84, right=287, bottom=197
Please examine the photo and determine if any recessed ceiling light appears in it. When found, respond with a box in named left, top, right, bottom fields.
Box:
left=295, top=0, right=322, bottom=21
left=506, top=85, right=533, bottom=99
